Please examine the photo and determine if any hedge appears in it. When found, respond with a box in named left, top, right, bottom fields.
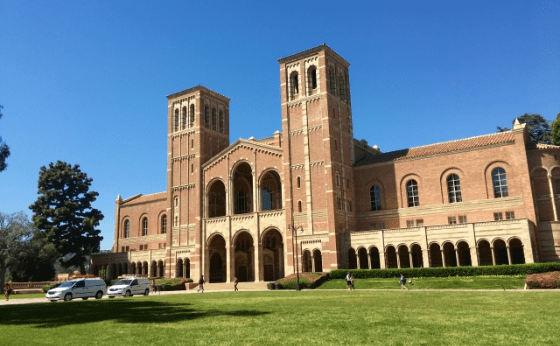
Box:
left=329, top=262, right=560, bottom=279
left=278, top=272, right=329, bottom=289
left=525, top=271, right=560, bottom=289
left=156, top=278, right=193, bottom=291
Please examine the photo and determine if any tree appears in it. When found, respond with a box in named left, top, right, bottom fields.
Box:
left=0, top=105, right=10, bottom=172
left=550, top=112, right=560, bottom=146
left=497, top=113, right=552, bottom=144
left=29, top=161, right=104, bottom=274
left=0, top=212, right=34, bottom=289
left=8, top=229, right=57, bottom=282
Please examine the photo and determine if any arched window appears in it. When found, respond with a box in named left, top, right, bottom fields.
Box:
left=290, top=72, right=299, bottom=100
left=298, top=200, right=302, bottom=212
left=262, top=188, right=272, bottom=211
left=189, top=104, right=195, bottom=124
left=339, top=75, right=346, bottom=101
left=219, top=110, right=224, bottom=134
left=212, top=108, right=217, bottom=131
left=161, top=215, right=167, bottom=234
left=181, top=107, right=187, bottom=129
left=236, top=191, right=247, bottom=214
left=447, top=174, right=462, bottom=203
left=492, top=168, right=508, bottom=197
left=329, top=68, right=336, bottom=94
left=308, top=66, right=317, bottom=90
left=174, top=109, right=179, bottom=131
left=124, top=220, right=130, bottom=238
left=370, top=185, right=381, bottom=211
left=174, top=197, right=179, bottom=207
left=204, top=106, right=209, bottom=128
left=297, top=176, right=301, bottom=188
left=142, top=218, right=148, bottom=236
left=407, top=180, right=420, bottom=207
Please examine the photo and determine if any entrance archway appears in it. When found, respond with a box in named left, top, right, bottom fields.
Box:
left=313, top=249, right=323, bottom=272
left=442, top=242, right=457, bottom=267
left=369, top=247, right=380, bottom=269
left=478, top=240, right=492, bottom=265
left=302, top=250, right=312, bottom=272
left=397, top=245, right=410, bottom=268
left=385, top=246, right=398, bottom=268
left=457, top=241, right=472, bottom=266
left=234, top=231, right=254, bottom=282
left=493, top=239, right=509, bottom=265
left=358, top=248, right=369, bottom=269
left=208, top=234, right=227, bottom=282
left=208, top=180, right=226, bottom=217
left=177, top=259, right=183, bottom=278
left=410, top=244, right=423, bottom=268
left=262, top=228, right=284, bottom=281
left=509, top=238, right=525, bottom=264
left=429, top=243, right=443, bottom=267
left=348, top=248, right=357, bottom=269
left=260, top=170, right=282, bottom=211
left=233, top=162, right=253, bottom=214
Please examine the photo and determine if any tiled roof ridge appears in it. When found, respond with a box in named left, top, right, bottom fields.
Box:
left=534, top=143, right=560, bottom=149
left=399, top=130, right=512, bottom=152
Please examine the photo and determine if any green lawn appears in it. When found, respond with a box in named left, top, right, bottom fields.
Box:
left=317, top=276, right=526, bottom=290
left=1, top=290, right=558, bottom=345
left=6, top=293, right=46, bottom=299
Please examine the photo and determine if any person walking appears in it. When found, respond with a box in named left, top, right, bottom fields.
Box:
left=350, top=274, right=355, bottom=291
left=151, top=279, right=157, bottom=293
left=4, top=283, right=13, bottom=301
left=197, top=275, right=205, bottom=293
left=233, top=277, right=238, bottom=291
left=345, top=272, right=351, bottom=290
left=399, top=274, right=409, bottom=290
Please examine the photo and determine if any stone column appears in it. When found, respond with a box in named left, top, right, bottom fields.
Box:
left=311, top=254, right=316, bottom=272
left=258, top=242, right=264, bottom=281
left=491, top=247, right=497, bottom=265
left=441, top=250, right=446, bottom=267
left=506, top=246, right=512, bottom=265
left=455, top=248, right=461, bottom=266
left=409, top=252, right=414, bottom=268
left=423, top=249, right=430, bottom=268
left=367, top=251, right=372, bottom=269
left=379, top=250, right=386, bottom=269
left=396, top=252, right=401, bottom=268
left=227, top=244, right=233, bottom=283
left=548, top=173, right=558, bottom=221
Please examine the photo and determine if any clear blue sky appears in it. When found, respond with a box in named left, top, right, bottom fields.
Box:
left=1, top=1, right=558, bottom=250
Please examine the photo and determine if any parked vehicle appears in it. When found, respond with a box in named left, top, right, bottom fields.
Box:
left=108, top=277, right=150, bottom=298
left=46, top=278, right=107, bottom=302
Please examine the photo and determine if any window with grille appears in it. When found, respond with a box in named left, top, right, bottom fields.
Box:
left=492, top=168, right=508, bottom=198
left=494, top=212, right=503, bottom=221
left=416, top=219, right=424, bottom=227
left=142, top=218, right=148, bottom=236
left=506, top=211, right=515, bottom=220
left=161, top=215, right=167, bottom=234
left=407, top=220, right=414, bottom=228
left=407, top=180, right=420, bottom=207
left=370, top=185, right=382, bottom=211
left=124, top=220, right=130, bottom=238
left=459, top=215, right=467, bottom=224
left=448, top=216, right=457, bottom=225
left=447, top=174, right=462, bottom=203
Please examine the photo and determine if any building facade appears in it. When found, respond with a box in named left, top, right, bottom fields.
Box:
left=92, top=45, right=560, bottom=281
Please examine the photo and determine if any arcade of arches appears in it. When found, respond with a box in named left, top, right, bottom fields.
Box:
left=347, top=237, right=525, bottom=269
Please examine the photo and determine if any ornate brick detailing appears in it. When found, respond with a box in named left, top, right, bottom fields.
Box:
left=172, top=183, right=195, bottom=191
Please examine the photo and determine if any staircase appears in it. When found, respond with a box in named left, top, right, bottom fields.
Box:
left=202, top=281, right=270, bottom=292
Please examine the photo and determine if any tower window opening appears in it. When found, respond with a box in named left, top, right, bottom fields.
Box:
left=182, top=107, right=187, bottom=129
left=219, top=110, right=224, bottom=134
left=204, top=106, right=209, bottom=128
left=174, top=109, right=179, bottom=131
left=189, top=104, right=195, bottom=124
left=290, top=72, right=299, bottom=100
left=308, top=66, right=317, bottom=91
left=212, top=108, right=217, bottom=132
left=329, top=68, right=336, bottom=94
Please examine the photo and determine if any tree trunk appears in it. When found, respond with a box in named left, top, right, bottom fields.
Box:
left=0, top=260, right=7, bottom=290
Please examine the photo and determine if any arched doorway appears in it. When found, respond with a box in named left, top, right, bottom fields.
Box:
left=478, top=240, right=492, bottom=266
left=177, top=259, right=183, bottom=278
left=118, top=263, right=123, bottom=277
left=123, top=263, right=128, bottom=275
left=262, top=228, right=284, bottom=281
left=208, top=180, right=226, bottom=217
left=233, top=162, right=253, bottom=214
left=457, top=241, right=472, bottom=266
left=302, top=250, right=312, bottom=272
left=234, top=231, right=254, bottom=282
left=358, top=248, right=369, bottom=269
left=150, top=261, right=157, bottom=277
left=442, top=242, right=457, bottom=267
left=313, top=249, right=323, bottom=272
left=493, top=239, right=509, bottom=265
left=260, top=170, right=282, bottom=211
left=385, top=246, right=398, bottom=268
left=410, top=244, right=423, bottom=268
left=398, top=245, right=410, bottom=268
left=369, top=247, right=380, bottom=269
left=157, top=260, right=164, bottom=277
left=509, top=238, right=525, bottom=264
left=131, top=263, right=136, bottom=275
left=111, top=264, right=117, bottom=279
left=429, top=243, right=443, bottom=267
left=208, top=234, right=227, bottom=282
left=185, top=259, right=191, bottom=279
left=348, top=248, right=357, bottom=269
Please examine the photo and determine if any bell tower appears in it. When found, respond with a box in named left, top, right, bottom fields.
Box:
left=165, top=86, right=230, bottom=279
left=278, top=44, right=355, bottom=272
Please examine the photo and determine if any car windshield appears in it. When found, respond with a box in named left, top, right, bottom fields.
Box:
left=58, top=281, right=76, bottom=288
left=113, top=279, right=133, bottom=286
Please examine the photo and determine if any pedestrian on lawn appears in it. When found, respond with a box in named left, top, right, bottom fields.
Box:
left=399, top=274, right=409, bottom=290
left=4, top=283, right=12, bottom=301
left=233, top=277, right=238, bottom=291
left=197, top=275, right=205, bottom=293
left=345, top=272, right=351, bottom=290
left=350, top=274, right=355, bottom=290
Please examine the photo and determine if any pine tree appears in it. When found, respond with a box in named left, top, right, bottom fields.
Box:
left=29, top=161, right=104, bottom=274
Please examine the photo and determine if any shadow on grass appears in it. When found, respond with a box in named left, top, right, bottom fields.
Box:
left=0, top=299, right=271, bottom=328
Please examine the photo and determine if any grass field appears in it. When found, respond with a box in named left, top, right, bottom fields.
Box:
left=1, top=290, right=558, bottom=345
left=317, top=276, right=526, bottom=290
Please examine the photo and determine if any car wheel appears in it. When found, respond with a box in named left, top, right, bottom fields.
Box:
left=144, top=289, right=149, bottom=296
left=95, top=291, right=103, bottom=299
left=125, top=290, right=132, bottom=297
left=64, top=293, right=72, bottom=302
left=82, top=297, right=88, bottom=300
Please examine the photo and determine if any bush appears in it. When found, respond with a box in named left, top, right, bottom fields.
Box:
left=329, top=262, right=560, bottom=279
left=278, top=272, right=329, bottom=289
left=155, top=278, right=193, bottom=291
left=525, top=271, right=560, bottom=289
left=42, top=283, right=60, bottom=292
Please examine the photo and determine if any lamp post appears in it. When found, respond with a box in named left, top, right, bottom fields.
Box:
left=287, top=225, right=303, bottom=291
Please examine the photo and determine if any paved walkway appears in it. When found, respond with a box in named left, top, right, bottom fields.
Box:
left=1, top=287, right=556, bottom=306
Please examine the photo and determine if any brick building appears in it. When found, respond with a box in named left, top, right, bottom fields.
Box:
left=92, top=44, right=560, bottom=281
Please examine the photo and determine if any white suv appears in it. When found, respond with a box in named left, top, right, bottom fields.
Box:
left=46, top=278, right=107, bottom=302
left=108, top=277, right=151, bottom=298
